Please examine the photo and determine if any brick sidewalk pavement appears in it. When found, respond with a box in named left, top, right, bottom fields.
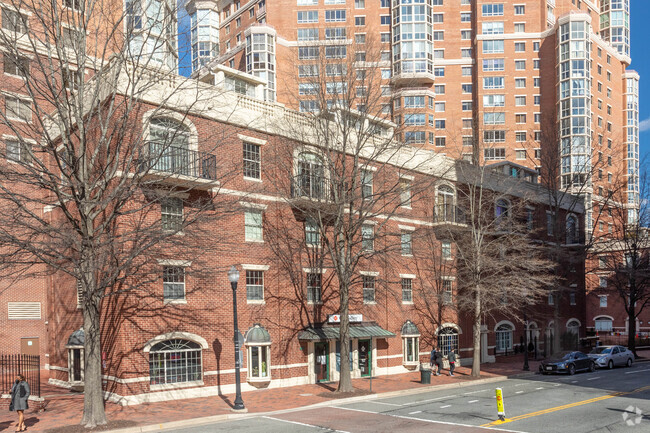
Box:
left=2, top=351, right=647, bottom=433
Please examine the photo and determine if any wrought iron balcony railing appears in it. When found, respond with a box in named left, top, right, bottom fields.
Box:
left=433, top=204, right=466, bottom=225
left=291, top=174, right=333, bottom=201
left=139, top=142, right=217, bottom=182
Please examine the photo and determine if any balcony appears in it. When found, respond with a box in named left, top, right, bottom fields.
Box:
left=138, top=142, right=218, bottom=190
left=289, top=174, right=337, bottom=217
left=433, top=205, right=467, bottom=229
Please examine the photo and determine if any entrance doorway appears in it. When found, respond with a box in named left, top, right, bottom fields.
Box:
left=70, top=349, right=82, bottom=382
left=314, top=342, right=329, bottom=382
left=20, top=337, right=39, bottom=356
left=358, top=339, right=371, bottom=377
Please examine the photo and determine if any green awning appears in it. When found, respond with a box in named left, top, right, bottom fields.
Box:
left=298, top=323, right=395, bottom=340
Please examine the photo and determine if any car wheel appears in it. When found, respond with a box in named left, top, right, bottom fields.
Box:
left=568, top=364, right=576, bottom=375
left=589, top=362, right=596, bottom=372
left=608, top=360, right=614, bottom=369
left=626, top=358, right=633, bottom=368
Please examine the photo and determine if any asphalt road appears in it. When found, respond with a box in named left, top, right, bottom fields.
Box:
left=164, top=363, right=650, bottom=433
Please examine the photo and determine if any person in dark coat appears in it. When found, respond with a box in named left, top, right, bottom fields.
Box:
left=10, top=373, right=30, bottom=432
left=434, top=350, right=444, bottom=375
left=448, top=349, right=457, bottom=376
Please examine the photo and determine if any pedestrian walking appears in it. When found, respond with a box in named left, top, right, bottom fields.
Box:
left=448, top=349, right=457, bottom=376
left=434, top=349, right=443, bottom=376
left=9, top=373, right=30, bottom=432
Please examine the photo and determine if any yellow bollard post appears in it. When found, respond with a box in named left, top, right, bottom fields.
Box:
left=495, top=388, right=506, bottom=422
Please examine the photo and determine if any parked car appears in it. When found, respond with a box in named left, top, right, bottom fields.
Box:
left=539, top=351, right=595, bottom=375
left=588, top=345, right=634, bottom=369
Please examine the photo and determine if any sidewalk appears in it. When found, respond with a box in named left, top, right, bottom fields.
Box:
left=2, top=351, right=647, bottom=433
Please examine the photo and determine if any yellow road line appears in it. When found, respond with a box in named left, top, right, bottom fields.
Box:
left=481, top=384, right=650, bottom=427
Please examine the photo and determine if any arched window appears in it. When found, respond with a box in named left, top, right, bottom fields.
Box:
left=595, top=317, right=613, bottom=332
left=495, top=323, right=513, bottom=352
left=245, top=324, right=272, bottom=383
left=437, top=326, right=459, bottom=356
left=566, top=319, right=580, bottom=335
left=436, top=185, right=455, bottom=222
left=566, top=215, right=578, bottom=244
left=295, top=152, right=326, bottom=199
left=495, top=199, right=509, bottom=220
left=149, top=339, right=202, bottom=385
left=401, top=320, right=420, bottom=368
left=148, top=118, right=191, bottom=175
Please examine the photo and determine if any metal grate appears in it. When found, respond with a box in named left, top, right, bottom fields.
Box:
left=0, top=354, right=40, bottom=397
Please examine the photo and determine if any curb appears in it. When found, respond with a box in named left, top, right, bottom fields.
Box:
left=103, top=372, right=534, bottom=433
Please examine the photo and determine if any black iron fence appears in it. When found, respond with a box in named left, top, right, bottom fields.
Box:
left=291, top=174, right=333, bottom=201
left=139, top=142, right=217, bottom=181
left=0, top=354, right=40, bottom=397
left=433, top=204, right=466, bottom=224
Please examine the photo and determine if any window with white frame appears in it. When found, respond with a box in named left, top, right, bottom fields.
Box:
left=2, top=8, right=28, bottom=33
left=401, top=320, right=419, bottom=364
left=599, top=295, right=607, bottom=307
left=442, top=279, right=453, bottom=305
left=161, top=198, right=183, bottom=232
left=401, top=231, right=412, bottom=256
left=246, top=270, right=264, bottom=301
left=495, top=324, right=513, bottom=351
left=361, top=169, right=373, bottom=199
left=441, top=241, right=451, bottom=259
left=307, top=272, right=321, bottom=303
left=401, top=277, right=413, bottom=302
left=595, top=317, right=612, bottom=332
left=5, top=95, right=31, bottom=122
left=163, top=266, right=185, bottom=301
left=244, top=209, right=263, bottom=241
left=6, top=139, right=31, bottom=164
left=305, top=218, right=320, bottom=246
left=400, top=178, right=412, bottom=207
left=243, top=142, right=261, bottom=180
left=437, top=326, right=458, bottom=355
left=3, top=54, right=29, bottom=78
left=362, top=275, right=375, bottom=303
left=599, top=277, right=607, bottom=288
left=149, top=339, right=202, bottom=385
left=361, top=224, right=374, bottom=252
left=245, top=324, right=271, bottom=380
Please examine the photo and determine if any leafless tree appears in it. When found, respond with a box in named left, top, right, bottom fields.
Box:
left=0, top=0, right=240, bottom=426
left=587, top=167, right=650, bottom=357
left=269, top=32, right=439, bottom=393
left=437, top=157, right=557, bottom=377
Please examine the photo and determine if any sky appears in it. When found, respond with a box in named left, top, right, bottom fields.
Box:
left=176, top=3, right=650, bottom=171
left=630, top=2, right=650, bottom=170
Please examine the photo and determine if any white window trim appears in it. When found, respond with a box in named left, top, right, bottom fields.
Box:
left=399, top=273, right=416, bottom=279
left=237, top=134, right=267, bottom=145
left=241, top=264, right=270, bottom=271
left=398, top=225, right=415, bottom=232
left=157, top=259, right=192, bottom=267
left=239, top=201, right=268, bottom=210
left=303, top=267, right=327, bottom=274
left=360, top=270, right=379, bottom=276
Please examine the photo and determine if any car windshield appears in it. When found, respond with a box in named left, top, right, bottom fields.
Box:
left=549, top=351, right=574, bottom=361
left=590, top=347, right=612, bottom=354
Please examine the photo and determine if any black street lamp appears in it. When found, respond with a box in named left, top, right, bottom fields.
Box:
left=523, top=312, right=530, bottom=371
left=228, top=265, right=246, bottom=411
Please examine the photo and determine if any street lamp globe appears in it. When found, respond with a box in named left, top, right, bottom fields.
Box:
left=228, top=265, right=240, bottom=284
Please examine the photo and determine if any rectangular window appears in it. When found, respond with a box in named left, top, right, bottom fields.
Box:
left=482, top=4, right=503, bottom=16
left=5, top=95, right=31, bottom=122
left=435, top=102, right=445, bottom=112
left=297, top=11, right=318, bottom=23
left=355, top=0, right=364, bottom=8
left=161, top=198, right=183, bottom=232
left=362, top=275, right=375, bottom=303
left=3, top=54, right=29, bottom=78
left=435, top=119, right=445, bottom=129
left=244, top=209, right=263, bottom=241
left=307, top=273, right=321, bottom=303
left=483, top=58, right=504, bottom=71
left=361, top=169, right=373, bottom=199
left=599, top=295, right=607, bottom=307
left=515, top=95, right=526, bottom=106
left=6, top=139, right=31, bottom=164
left=298, top=46, right=319, bottom=60
left=380, top=15, right=390, bottom=25
left=243, top=142, right=261, bottom=179
left=515, top=78, right=526, bottom=88
left=515, top=149, right=526, bottom=160
left=461, top=84, right=472, bottom=93
left=163, top=266, right=185, bottom=300
left=400, top=178, right=411, bottom=207
left=460, top=12, right=471, bottom=22
left=515, top=132, right=526, bottom=142
left=483, top=147, right=506, bottom=160
left=461, top=30, right=471, bottom=40
left=246, top=270, right=264, bottom=301
left=355, top=16, right=365, bottom=26
left=515, top=113, right=526, bottom=123
left=305, top=218, right=320, bottom=246
left=514, top=42, right=525, bottom=52
left=514, top=5, right=525, bottom=15
left=63, top=27, right=82, bottom=50
left=461, top=101, right=472, bottom=111
left=361, top=224, right=374, bottom=251
left=2, top=8, right=27, bottom=33
left=483, top=76, right=504, bottom=89
left=325, top=10, right=346, bottom=22
left=515, top=60, right=526, bottom=70
left=297, top=28, right=318, bottom=41
left=484, top=112, right=505, bottom=125
left=401, top=231, right=412, bottom=256
left=401, top=278, right=413, bottom=302
left=514, top=23, right=525, bottom=33
left=442, top=279, right=453, bottom=304
left=482, top=21, right=504, bottom=35
left=435, top=136, right=446, bottom=147
left=483, top=130, right=505, bottom=142
left=482, top=40, right=504, bottom=53
left=483, top=94, right=505, bottom=107
left=441, top=241, right=451, bottom=259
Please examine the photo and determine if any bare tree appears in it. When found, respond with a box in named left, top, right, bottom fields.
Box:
left=439, top=159, right=557, bottom=377
left=269, top=32, right=439, bottom=393
left=588, top=168, right=650, bottom=357
left=0, top=0, right=241, bottom=426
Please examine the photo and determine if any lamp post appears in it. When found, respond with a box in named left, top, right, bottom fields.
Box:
left=228, top=265, right=245, bottom=411
left=523, top=312, right=530, bottom=371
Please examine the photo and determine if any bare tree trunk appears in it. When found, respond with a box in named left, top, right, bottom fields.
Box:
left=337, top=277, right=353, bottom=392
left=471, top=289, right=481, bottom=378
left=81, top=295, right=106, bottom=427
left=628, top=310, right=637, bottom=358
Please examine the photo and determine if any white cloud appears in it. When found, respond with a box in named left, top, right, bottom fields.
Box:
left=640, top=117, right=650, bottom=132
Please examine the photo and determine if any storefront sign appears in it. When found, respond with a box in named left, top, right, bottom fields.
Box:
left=328, top=314, right=362, bottom=323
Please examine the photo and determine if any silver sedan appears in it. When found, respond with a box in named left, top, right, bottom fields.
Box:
left=588, top=345, right=634, bottom=369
